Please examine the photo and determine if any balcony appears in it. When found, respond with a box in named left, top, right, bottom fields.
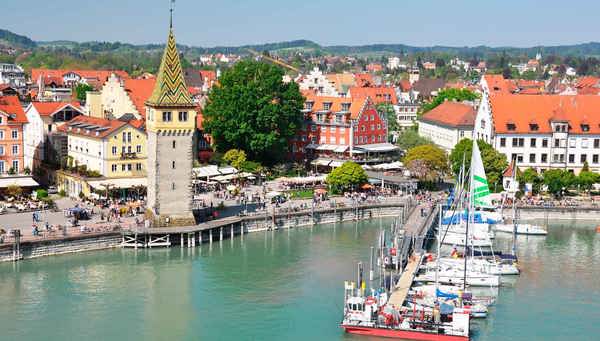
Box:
left=120, top=152, right=138, bottom=160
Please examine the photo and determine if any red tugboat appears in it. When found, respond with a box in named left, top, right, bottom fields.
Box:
left=341, top=296, right=469, bottom=341
left=341, top=284, right=470, bottom=341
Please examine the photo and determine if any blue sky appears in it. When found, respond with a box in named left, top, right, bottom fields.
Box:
left=3, top=0, right=599, bottom=47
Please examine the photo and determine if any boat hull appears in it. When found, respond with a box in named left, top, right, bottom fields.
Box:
left=342, top=324, right=469, bottom=341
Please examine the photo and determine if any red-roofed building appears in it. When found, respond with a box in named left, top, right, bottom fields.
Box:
left=366, top=63, right=383, bottom=73
left=0, top=96, right=28, bottom=174
left=417, top=101, right=476, bottom=151
left=291, top=94, right=398, bottom=165
left=348, top=86, right=398, bottom=105
left=475, top=94, right=600, bottom=173
left=23, top=101, right=85, bottom=169
left=354, top=73, right=375, bottom=87
left=199, top=70, right=217, bottom=92
left=32, top=68, right=130, bottom=89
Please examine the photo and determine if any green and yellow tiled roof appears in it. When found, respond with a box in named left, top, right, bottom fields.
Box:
left=146, top=28, right=194, bottom=107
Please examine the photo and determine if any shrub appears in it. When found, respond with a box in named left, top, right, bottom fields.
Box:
left=36, top=189, right=48, bottom=199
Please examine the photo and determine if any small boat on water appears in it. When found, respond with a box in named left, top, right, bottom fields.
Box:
left=494, top=223, right=547, bottom=235
left=440, top=233, right=493, bottom=248
left=422, top=257, right=519, bottom=276
left=341, top=293, right=470, bottom=341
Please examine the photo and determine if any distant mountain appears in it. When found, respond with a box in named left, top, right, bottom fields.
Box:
left=3, top=28, right=600, bottom=58
left=0, top=29, right=36, bottom=49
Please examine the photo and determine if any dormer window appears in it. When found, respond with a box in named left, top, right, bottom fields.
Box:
left=341, top=103, right=351, bottom=112
left=507, top=123, right=516, bottom=131
left=323, top=102, right=332, bottom=111
left=581, top=124, right=590, bottom=132
left=529, top=123, right=539, bottom=131
left=305, top=102, right=314, bottom=110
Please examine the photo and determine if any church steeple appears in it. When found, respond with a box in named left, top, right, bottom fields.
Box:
left=146, top=25, right=193, bottom=107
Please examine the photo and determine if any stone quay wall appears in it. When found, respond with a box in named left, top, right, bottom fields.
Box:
left=0, top=233, right=121, bottom=262
left=242, top=202, right=409, bottom=232
left=519, top=207, right=600, bottom=221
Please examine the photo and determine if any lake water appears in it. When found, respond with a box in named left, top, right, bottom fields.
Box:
left=0, top=218, right=599, bottom=341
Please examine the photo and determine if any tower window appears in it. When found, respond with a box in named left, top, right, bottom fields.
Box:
left=172, top=183, right=175, bottom=190
left=172, top=161, right=176, bottom=169
left=162, top=112, right=172, bottom=122
left=172, top=140, right=176, bottom=148
left=178, top=112, right=188, bottom=122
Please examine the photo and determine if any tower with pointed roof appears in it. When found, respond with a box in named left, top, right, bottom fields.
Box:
left=145, top=15, right=197, bottom=226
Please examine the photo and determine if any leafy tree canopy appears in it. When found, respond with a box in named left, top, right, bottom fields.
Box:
left=577, top=171, right=599, bottom=192
left=396, top=128, right=432, bottom=151
left=403, top=144, right=449, bottom=181
left=376, top=103, right=398, bottom=137
left=420, top=88, right=479, bottom=114
left=74, top=83, right=94, bottom=102
left=517, top=167, right=543, bottom=194
left=203, top=60, right=304, bottom=165
left=326, top=161, right=368, bottom=193
left=543, top=169, right=575, bottom=197
left=223, top=149, right=247, bottom=170
left=449, top=138, right=508, bottom=192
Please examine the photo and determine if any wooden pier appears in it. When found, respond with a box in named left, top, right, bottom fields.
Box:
left=387, top=202, right=439, bottom=308
left=120, top=216, right=243, bottom=248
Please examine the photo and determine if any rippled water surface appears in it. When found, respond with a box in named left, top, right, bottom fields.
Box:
left=0, top=218, right=599, bottom=341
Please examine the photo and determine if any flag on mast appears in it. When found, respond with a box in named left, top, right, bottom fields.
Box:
left=470, top=140, right=492, bottom=208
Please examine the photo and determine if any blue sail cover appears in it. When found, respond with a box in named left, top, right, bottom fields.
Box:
left=442, top=211, right=499, bottom=225
left=439, top=302, right=455, bottom=315
left=436, top=288, right=459, bottom=300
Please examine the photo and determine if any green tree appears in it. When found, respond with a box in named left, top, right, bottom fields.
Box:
left=326, top=161, right=368, bottom=193
left=518, top=167, right=542, bottom=194
left=396, top=128, right=432, bottom=151
left=543, top=169, right=573, bottom=197
left=74, top=83, right=94, bottom=102
left=577, top=170, right=599, bottom=192
left=420, top=88, right=479, bottom=114
left=449, top=138, right=508, bottom=192
left=223, top=149, right=247, bottom=170
left=403, top=144, right=449, bottom=181
left=203, top=60, right=304, bottom=165
left=376, top=103, right=398, bottom=139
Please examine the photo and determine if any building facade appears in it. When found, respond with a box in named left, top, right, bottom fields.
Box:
left=298, top=68, right=340, bottom=97
left=0, top=96, right=27, bottom=174
left=0, top=63, right=26, bottom=88
left=290, top=95, right=397, bottom=166
left=56, top=115, right=147, bottom=198
left=418, top=101, right=476, bottom=152
left=474, top=94, right=600, bottom=174
left=23, top=102, right=84, bottom=170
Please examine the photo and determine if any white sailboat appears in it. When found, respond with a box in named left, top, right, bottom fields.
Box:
left=494, top=223, right=547, bottom=235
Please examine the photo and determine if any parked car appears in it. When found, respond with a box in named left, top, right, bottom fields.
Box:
left=48, top=186, right=58, bottom=194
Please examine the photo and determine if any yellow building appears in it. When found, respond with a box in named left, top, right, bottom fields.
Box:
left=56, top=115, right=147, bottom=198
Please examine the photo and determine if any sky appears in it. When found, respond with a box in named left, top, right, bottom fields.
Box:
left=3, top=0, right=600, bottom=48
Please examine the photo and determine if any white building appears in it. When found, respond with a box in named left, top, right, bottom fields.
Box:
left=418, top=101, right=476, bottom=152
left=298, top=67, right=340, bottom=97
left=474, top=94, right=600, bottom=174
left=23, top=102, right=84, bottom=170
left=0, top=63, right=26, bottom=88
left=387, top=57, right=403, bottom=70
left=395, top=102, right=419, bottom=131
